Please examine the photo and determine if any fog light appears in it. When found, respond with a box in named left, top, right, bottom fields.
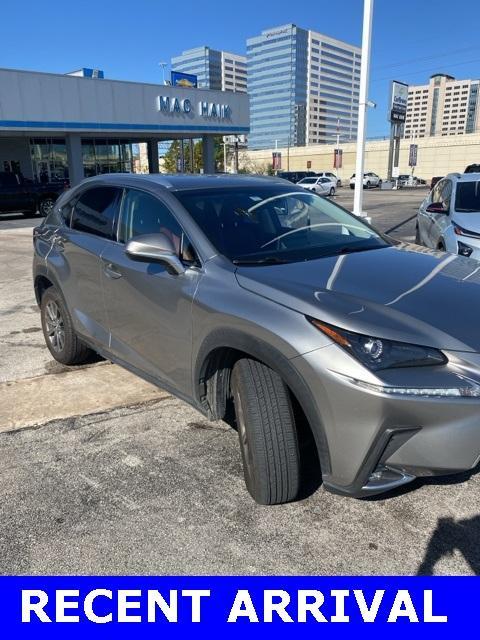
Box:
left=458, top=240, right=473, bottom=257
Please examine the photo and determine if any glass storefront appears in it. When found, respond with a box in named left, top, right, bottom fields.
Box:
left=82, top=138, right=134, bottom=176
left=29, top=137, right=136, bottom=182
left=30, top=138, right=68, bottom=183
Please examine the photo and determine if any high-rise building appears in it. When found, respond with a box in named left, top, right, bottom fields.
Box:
left=247, top=24, right=361, bottom=150
left=403, top=74, right=480, bottom=139
left=171, top=46, right=247, bottom=93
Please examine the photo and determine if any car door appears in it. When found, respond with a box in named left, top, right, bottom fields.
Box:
left=0, top=172, right=33, bottom=212
left=429, top=179, right=452, bottom=248
left=100, top=186, right=202, bottom=395
left=49, top=185, right=121, bottom=347
left=418, top=180, right=442, bottom=247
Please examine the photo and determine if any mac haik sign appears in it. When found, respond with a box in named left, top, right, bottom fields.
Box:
left=157, top=95, right=232, bottom=119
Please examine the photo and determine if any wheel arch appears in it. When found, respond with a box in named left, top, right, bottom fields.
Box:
left=34, top=272, right=54, bottom=305
left=194, top=328, right=332, bottom=475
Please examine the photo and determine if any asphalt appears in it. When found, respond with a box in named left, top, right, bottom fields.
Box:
left=1, top=189, right=479, bottom=576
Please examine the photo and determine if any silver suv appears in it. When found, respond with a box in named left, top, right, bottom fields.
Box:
left=33, top=174, right=480, bottom=504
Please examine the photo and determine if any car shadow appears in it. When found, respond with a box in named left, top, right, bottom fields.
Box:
left=416, top=515, right=480, bottom=575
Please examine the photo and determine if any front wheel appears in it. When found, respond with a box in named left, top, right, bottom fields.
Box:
left=231, top=359, right=300, bottom=505
left=329, top=187, right=335, bottom=196
left=41, top=287, right=93, bottom=365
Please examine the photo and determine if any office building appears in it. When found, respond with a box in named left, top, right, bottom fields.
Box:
left=247, top=24, right=361, bottom=150
left=171, top=46, right=247, bottom=93
left=404, top=73, right=480, bottom=139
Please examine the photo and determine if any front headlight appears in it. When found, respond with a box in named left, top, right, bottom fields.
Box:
left=308, top=318, right=447, bottom=371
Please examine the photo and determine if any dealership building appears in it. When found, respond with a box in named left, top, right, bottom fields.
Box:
left=0, top=67, right=249, bottom=185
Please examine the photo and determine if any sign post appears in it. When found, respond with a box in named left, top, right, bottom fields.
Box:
left=353, top=0, right=374, bottom=219
left=387, top=80, right=408, bottom=181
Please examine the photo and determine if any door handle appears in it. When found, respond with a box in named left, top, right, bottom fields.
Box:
left=51, top=232, right=65, bottom=252
left=103, top=262, right=123, bottom=279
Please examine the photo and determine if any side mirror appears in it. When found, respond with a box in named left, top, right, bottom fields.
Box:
left=125, top=233, right=185, bottom=275
left=426, top=202, right=447, bottom=214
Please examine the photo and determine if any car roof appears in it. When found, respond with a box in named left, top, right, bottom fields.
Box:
left=445, top=172, right=480, bottom=182
left=77, top=173, right=291, bottom=192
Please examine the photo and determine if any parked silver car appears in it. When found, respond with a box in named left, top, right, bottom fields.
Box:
left=33, top=174, right=480, bottom=504
left=417, top=172, right=480, bottom=259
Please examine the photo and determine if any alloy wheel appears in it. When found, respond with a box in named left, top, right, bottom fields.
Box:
left=44, top=300, right=65, bottom=353
left=39, top=198, right=54, bottom=216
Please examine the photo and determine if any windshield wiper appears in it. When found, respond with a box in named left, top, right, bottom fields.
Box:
left=232, top=256, right=291, bottom=265
left=336, top=244, right=386, bottom=256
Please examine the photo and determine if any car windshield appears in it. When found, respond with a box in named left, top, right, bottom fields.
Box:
left=299, top=177, right=317, bottom=184
left=455, top=181, right=480, bottom=212
left=174, top=186, right=389, bottom=265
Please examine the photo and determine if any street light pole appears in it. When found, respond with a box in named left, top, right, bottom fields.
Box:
left=158, top=62, right=168, bottom=85
left=353, top=0, right=374, bottom=218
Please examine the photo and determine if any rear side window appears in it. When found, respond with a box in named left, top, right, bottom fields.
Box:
left=71, top=187, right=120, bottom=239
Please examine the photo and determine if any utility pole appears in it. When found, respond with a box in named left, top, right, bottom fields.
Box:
left=353, top=0, right=374, bottom=219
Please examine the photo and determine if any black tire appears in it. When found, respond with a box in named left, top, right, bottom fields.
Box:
left=437, top=240, right=446, bottom=252
left=415, top=225, right=422, bottom=245
left=231, top=358, right=300, bottom=505
left=40, top=287, right=93, bottom=365
left=350, top=184, right=354, bottom=189
left=38, top=196, right=55, bottom=217
left=365, top=181, right=371, bottom=189
left=329, top=187, right=335, bottom=196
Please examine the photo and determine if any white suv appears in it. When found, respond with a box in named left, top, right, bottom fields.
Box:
left=316, top=171, right=341, bottom=187
left=349, top=172, right=381, bottom=189
left=416, top=172, right=480, bottom=259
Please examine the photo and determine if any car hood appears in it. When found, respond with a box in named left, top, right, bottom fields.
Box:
left=454, top=212, right=480, bottom=232
left=235, top=243, right=480, bottom=352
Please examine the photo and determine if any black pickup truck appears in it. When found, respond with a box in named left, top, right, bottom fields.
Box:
left=0, top=172, right=67, bottom=216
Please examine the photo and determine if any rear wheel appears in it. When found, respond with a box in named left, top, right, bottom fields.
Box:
left=231, top=358, right=300, bottom=505
left=41, top=287, right=93, bottom=365
left=437, top=240, right=446, bottom=252
left=365, top=180, right=371, bottom=189
left=38, top=197, right=55, bottom=217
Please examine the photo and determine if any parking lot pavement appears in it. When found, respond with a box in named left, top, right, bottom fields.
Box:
left=1, top=191, right=479, bottom=576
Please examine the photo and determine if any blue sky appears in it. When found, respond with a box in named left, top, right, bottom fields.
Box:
left=3, top=0, right=480, bottom=137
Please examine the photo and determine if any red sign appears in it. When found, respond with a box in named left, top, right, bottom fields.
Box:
left=272, top=151, right=282, bottom=171
left=333, top=148, right=343, bottom=169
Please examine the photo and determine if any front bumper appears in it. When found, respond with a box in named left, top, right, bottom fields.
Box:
left=292, top=345, right=480, bottom=497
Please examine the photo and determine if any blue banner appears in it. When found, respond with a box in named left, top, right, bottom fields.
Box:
left=0, top=576, right=476, bottom=638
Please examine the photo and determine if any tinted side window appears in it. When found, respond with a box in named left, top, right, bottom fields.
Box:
left=119, top=189, right=197, bottom=263
left=71, top=187, right=120, bottom=239
left=431, top=181, right=443, bottom=203
left=60, top=199, right=75, bottom=226
left=440, top=180, right=452, bottom=210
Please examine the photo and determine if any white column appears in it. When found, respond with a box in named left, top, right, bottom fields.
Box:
left=353, top=0, right=374, bottom=219
left=65, top=134, right=84, bottom=186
